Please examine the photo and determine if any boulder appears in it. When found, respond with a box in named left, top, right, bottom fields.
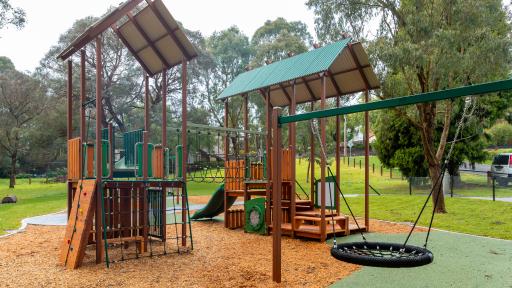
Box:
left=1, top=195, right=17, bottom=204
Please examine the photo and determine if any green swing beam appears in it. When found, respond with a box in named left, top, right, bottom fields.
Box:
left=278, top=79, right=512, bottom=124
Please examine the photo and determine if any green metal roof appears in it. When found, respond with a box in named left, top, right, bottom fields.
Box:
left=217, top=38, right=352, bottom=100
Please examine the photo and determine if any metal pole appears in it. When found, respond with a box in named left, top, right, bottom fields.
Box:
left=271, top=107, right=282, bottom=283
left=492, top=176, right=496, bottom=201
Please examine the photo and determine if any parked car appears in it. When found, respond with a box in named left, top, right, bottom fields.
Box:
left=490, top=153, right=512, bottom=186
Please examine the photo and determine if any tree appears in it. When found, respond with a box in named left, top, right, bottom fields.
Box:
left=0, top=0, right=25, bottom=32
left=251, top=17, right=313, bottom=66
left=307, top=0, right=512, bottom=213
left=0, top=69, right=47, bottom=187
left=198, top=26, right=251, bottom=126
left=488, top=120, right=512, bottom=146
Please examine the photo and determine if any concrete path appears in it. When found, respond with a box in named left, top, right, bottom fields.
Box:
left=1, top=199, right=244, bottom=237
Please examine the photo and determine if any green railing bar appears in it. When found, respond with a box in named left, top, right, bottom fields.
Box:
left=279, top=79, right=512, bottom=124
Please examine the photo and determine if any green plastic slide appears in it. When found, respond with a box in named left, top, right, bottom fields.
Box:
left=191, top=184, right=237, bottom=220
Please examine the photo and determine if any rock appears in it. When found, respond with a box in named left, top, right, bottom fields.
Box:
left=1, top=195, right=17, bottom=204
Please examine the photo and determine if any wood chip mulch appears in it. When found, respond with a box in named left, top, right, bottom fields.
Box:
left=0, top=214, right=420, bottom=287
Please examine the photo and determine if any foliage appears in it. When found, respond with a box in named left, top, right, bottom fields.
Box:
left=0, top=56, right=15, bottom=71
left=251, top=17, right=313, bottom=66
left=0, top=68, right=47, bottom=187
left=487, top=120, right=512, bottom=146
left=307, top=0, right=512, bottom=212
left=373, top=112, right=428, bottom=177
left=0, top=0, right=25, bottom=31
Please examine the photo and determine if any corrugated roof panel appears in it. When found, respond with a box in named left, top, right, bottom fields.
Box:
left=137, top=6, right=166, bottom=39
left=218, top=38, right=352, bottom=100
left=139, top=47, right=162, bottom=74
left=120, top=22, right=146, bottom=51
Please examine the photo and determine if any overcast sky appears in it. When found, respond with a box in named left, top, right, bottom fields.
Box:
left=0, top=0, right=317, bottom=73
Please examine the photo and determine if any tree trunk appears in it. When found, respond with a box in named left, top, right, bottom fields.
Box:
left=428, top=164, right=446, bottom=213
left=9, top=152, right=17, bottom=188
left=418, top=103, right=447, bottom=213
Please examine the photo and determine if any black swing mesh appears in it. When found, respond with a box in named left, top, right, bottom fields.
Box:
left=331, top=242, right=433, bottom=268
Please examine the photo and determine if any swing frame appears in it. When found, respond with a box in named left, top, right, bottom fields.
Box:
left=271, top=78, right=512, bottom=281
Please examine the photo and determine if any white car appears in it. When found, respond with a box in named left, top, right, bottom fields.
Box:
left=490, top=153, right=512, bottom=186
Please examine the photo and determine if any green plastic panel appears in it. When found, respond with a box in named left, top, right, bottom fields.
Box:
left=176, top=145, right=183, bottom=178
left=244, top=197, right=267, bottom=234
left=123, top=129, right=143, bottom=167
left=136, top=142, right=154, bottom=178
left=164, top=148, right=170, bottom=178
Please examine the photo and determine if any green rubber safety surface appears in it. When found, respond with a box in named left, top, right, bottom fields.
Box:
left=329, top=231, right=512, bottom=287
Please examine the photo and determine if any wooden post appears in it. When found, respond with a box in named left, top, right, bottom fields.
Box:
left=161, top=70, right=167, bottom=240
left=108, top=123, right=113, bottom=179
left=66, top=59, right=73, bottom=218
left=144, top=74, right=150, bottom=132
left=265, top=89, right=273, bottom=227
left=243, top=94, right=249, bottom=203
left=224, top=99, right=229, bottom=228
left=78, top=51, right=86, bottom=219
left=181, top=60, right=188, bottom=246
left=309, top=102, right=315, bottom=208
left=95, top=36, right=103, bottom=264
left=364, top=90, right=370, bottom=230
left=271, top=107, right=282, bottom=283
left=335, top=96, right=341, bottom=215
left=162, top=70, right=167, bottom=149
left=67, top=60, right=73, bottom=141
left=290, top=81, right=297, bottom=234
left=80, top=50, right=86, bottom=142
left=320, top=74, right=327, bottom=241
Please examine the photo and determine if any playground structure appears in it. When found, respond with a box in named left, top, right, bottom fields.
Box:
left=197, top=38, right=380, bottom=243
left=56, top=0, right=512, bottom=284
left=60, top=0, right=198, bottom=268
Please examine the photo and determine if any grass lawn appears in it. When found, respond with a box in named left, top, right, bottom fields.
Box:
left=344, top=195, right=512, bottom=240
left=1, top=157, right=511, bottom=240
left=0, top=178, right=66, bottom=235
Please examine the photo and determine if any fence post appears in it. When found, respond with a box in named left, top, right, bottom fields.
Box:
left=380, top=166, right=383, bottom=176
left=353, top=158, right=355, bottom=168
left=450, top=175, right=454, bottom=198
left=492, top=176, right=496, bottom=201
left=409, top=177, right=412, bottom=195
left=390, top=168, right=392, bottom=179
left=359, top=159, right=362, bottom=169
left=372, top=163, right=375, bottom=174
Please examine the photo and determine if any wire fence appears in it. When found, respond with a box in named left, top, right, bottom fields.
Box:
left=336, top=170, right=512, bottom=201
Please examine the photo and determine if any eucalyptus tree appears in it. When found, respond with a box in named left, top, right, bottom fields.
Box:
left=0, top=68, right=47, bottom=187
left=306, top=0, right=512, bottom=212
left=0, top=0, right=25, bottom=32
